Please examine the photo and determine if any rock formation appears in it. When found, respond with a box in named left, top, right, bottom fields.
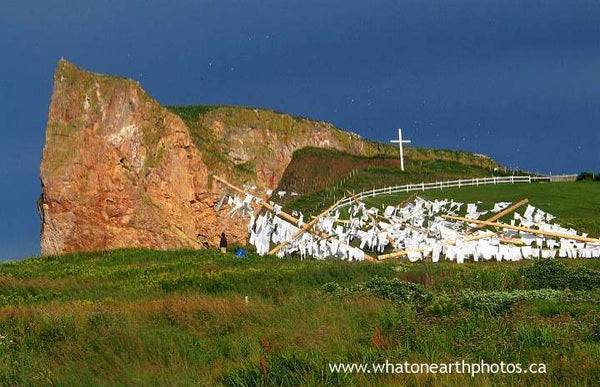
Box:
left=40, top=61, right=399, bottom=255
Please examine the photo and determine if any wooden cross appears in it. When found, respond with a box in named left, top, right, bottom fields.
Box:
left=390, top=128, right=411, bottom=171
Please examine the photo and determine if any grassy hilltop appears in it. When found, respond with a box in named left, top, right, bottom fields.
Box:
left=1, top=249, right=600, bottom=385
left=279, top=147, right=503, bottom=215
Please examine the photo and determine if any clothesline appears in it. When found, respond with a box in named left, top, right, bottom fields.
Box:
left=213, top=175, right=600, bottom=264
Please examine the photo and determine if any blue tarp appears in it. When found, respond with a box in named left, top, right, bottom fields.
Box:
left=235, top=248, right=248, bottom=258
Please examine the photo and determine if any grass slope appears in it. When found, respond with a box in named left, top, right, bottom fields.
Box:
left=1, top=249, right=600, bottom=385
left=282, top=147, right=504, bottom=215
left=355, top=181, right=600, bottom=237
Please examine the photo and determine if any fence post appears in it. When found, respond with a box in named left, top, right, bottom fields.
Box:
left=476, top=178, right=479, bottom=186
left=422, top=182, right=425, bottom=191
left=458, top=179, right=461, bottom=188
left=511, top=175, right=514, bottom=184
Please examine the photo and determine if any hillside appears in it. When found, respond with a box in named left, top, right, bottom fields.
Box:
left=167, top=105, right=395, bottom=189
left=1, top=249, right=599, bottom=385
left=278, top=147, right=502, bottom=215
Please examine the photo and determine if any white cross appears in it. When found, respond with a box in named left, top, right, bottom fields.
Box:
left=390, top=128, right=411, bottom=171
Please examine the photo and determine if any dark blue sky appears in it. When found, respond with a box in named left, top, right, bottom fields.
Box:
left=1, top=0, right=599, bottom=259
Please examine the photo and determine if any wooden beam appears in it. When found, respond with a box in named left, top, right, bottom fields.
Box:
left=378, top=249, right=424, bottom=260
left=213, top=175, right=375, bottom=261
left=269, top=196, right=347, bottom=255
left=444, top=231, right=497, bottom=245
left=310, top=217, right=350, bottom=224
left=465, top=231, right=497, bottom=241
left=346, top=191, right=396, bottom=247
left=442, top=214, right=600, bottom=243
left=500, top=237, right=525, bottom=246
left=213, top=175, right=327, bottom=239
left=465, top=199, right=529, bottom=235
left=398, top=192, right=417, bottom=208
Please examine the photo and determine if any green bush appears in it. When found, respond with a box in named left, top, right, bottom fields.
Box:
left=324, top=276, right=431, bottom=306
left=577, top=172, right=600, bottom=181
left=425, top=294, right=456, bottom=317
left=322, top=282, right=344, bottom=295
left=355, top=276, right=431, bottom=305
left=459, top=289, right=563, bottom=315
left=520, top=259, right=600, bottom=290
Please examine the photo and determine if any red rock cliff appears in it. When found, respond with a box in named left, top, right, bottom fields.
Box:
left=39, top=61, right=384, bottom=255
left=41, top=61, right=243, bottom=255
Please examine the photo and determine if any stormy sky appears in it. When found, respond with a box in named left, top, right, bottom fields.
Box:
left=1, top=0, right=599, bottom=258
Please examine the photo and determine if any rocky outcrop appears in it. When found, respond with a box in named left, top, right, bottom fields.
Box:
left=39, top=61, right=389, bottom=255
left=40, top=61, right=242, bottom=255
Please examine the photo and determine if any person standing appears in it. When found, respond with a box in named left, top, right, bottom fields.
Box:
left=219, top=232, right=228, bottom=253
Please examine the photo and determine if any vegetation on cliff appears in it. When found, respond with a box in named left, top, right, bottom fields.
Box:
left=168, top=105, right=500, bottom=190
left=278, top=147, right=502, bottom=214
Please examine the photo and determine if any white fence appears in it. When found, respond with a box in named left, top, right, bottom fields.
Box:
left=333, top=174, right=578, bottom=210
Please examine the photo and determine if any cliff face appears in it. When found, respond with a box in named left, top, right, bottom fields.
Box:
left=41, top=61, right=232, bottom=255
left=167, top=105, right=393, bottom=190
left=39, top=61, right=384, bottom=255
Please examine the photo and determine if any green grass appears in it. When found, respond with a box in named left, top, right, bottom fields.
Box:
left=284, top=158, right=503, bottom=215
left=1, top=249, right=600, bottom=385
left=352, top=181, right=600, bottom=237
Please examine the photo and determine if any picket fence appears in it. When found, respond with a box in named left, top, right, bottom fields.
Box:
left=332, top=174, right=578, bottom=211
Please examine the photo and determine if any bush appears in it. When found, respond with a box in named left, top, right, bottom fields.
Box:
left=323, top=276, right=432, bottom=306
left=356, top=276, right=431, bottom=305
left=577, top=172, right=600, bottom=181
left=322, top=282, right=344, bottom=295
left=520, top=259, right=600, bottom=290
left=459, top=289, right=562, bottom=315
left=425, top=295, right=456, bottom=317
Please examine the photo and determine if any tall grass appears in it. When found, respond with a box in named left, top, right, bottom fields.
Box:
left=0, top=250, right=599, bottom=384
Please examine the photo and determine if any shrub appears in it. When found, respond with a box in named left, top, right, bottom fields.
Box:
left=322, top=282, right=344, bottom=295
left=577, top=172, right=600, bottom=181
left=520, top=259, right=600, bottom=290
left=322, top=276, right=432, bottom=307
left=425, top=295, right=456, bottom=317
left=356, top=276, right=432, bottom=305
left=459, top=289, right=562, bottom=315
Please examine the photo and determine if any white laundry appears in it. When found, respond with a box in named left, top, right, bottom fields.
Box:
left=492, top=202, right=512, bottom=213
